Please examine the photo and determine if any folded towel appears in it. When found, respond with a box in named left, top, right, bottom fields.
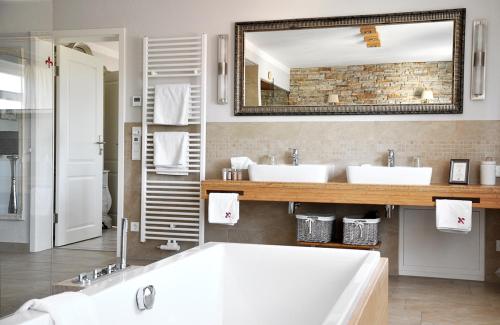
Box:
left=436, top=199, right=472, bottom=233
left=230, top=156, right=256, bottom=170
left=209, top=193, right=239, bottom=225
left=154, top=132, right=189, bottom=175
left=17, top=292, right=100, bottom=325
left=154, top=84, right=190, bottom=125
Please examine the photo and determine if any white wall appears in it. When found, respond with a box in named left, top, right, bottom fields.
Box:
left=52, top=0, right=500, bottom=123
left=0, top=0, right=52, bottom=34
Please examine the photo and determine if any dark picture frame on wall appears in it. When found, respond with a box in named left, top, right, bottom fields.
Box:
left=449, top=159, right=470, bottom=185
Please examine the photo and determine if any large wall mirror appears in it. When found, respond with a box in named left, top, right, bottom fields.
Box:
left=234, top=9, right=465, bottom=115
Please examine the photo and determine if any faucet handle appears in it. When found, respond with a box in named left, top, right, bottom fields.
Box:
left=288, top=148, right=298, bottom=154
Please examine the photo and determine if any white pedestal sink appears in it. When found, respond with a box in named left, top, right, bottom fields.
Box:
left=346, top=165, right=432, bottom=185
left=248, top=164, right=334, bottom=183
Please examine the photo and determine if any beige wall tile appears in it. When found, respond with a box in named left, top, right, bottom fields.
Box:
left=124, top=121, right=500, bottom=282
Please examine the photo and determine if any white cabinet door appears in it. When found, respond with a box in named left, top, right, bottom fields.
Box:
left=399, top=206, right=485, bottom=281
left=55, top=45, right=103, bottom=246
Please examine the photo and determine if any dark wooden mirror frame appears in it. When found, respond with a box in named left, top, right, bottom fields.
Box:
left=234, top=8, right=465, bottom=116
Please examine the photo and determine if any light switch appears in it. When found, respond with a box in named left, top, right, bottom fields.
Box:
left=132, top=127, right=141, bottom=161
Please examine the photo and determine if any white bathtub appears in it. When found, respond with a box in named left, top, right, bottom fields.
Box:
left=3, top=243, right=381, bottom=325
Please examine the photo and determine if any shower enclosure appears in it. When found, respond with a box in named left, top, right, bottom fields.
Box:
left=0, top=34, right=54, bottom=249
left=0, top=45, right=25, bottom=219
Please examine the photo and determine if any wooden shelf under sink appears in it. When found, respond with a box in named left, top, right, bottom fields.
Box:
left=201, top=180, right=500, bottom=209
left=297, top=241, right=382, bottom=250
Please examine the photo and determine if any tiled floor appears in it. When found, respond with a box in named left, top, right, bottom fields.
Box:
left=0, top=248, right=117, bottom=316
left=59, top=228, right=117, bottom=251
left=389, top=276, right=500, bottom=325
left=1, top=248, right=500, bottom=324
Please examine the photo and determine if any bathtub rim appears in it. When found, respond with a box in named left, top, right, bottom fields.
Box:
left=320, top=247, right=381, bottom=324
left=0, top=243, right=381, bottom=325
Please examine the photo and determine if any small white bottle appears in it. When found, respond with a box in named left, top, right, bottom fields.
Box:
left=480, top=158, right=496, bottom=185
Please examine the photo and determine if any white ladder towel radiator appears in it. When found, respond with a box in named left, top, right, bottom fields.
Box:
left=140, top=34, right=207, bottom=250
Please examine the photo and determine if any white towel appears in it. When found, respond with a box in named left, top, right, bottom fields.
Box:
left=154, top=84, right=190, bottom=125
left=17, top=292, right=100, bottom=325
left=209, top=193, right=239, bottom=225
left=230, top=156, right=256, bottom=170
left=154, top=132, right=189, bottom=175
left=436, top=199, right=472, bottom=233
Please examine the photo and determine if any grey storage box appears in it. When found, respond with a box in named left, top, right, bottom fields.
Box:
left=296, top=214, right=335, bottom=243
left=343, top=217, right=380, bottom=245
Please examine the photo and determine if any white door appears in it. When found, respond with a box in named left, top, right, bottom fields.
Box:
left=55, top=45, right=103, bottom=246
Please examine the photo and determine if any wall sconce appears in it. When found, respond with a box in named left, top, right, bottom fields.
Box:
left=421, top=89, right=434, bottom=103
left=217, top=34, right=228, bottom=104
left=327, top=94, right=339, bottom=105
left=471, top=20, right=487, bottom=101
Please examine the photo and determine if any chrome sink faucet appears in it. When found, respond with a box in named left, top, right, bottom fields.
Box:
left=387, top=149, right=395, bottom=167
left=288, top=148, right=300, bottom=215
left=386, top=150, right=396, bottom=218
left=289, top=148, right=299, bottom=166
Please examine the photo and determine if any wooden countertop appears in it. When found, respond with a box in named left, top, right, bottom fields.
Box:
left=201, top=180, right=500, bottom=209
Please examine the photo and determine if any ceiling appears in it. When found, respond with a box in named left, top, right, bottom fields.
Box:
left=245, top=21, right=454, bottom=68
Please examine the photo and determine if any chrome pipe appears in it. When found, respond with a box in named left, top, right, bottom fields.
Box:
left=119, top=217, right=128, bottom=270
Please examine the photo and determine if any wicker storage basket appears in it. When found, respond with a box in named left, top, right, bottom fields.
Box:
left=342, top=217, right=380, bottom=245
left=296, top=214, right=335, bottom=243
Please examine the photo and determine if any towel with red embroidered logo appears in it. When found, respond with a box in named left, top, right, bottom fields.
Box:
left=208, top=193, right=239, bottom=225
left=436, top=199, right=472, bottom=234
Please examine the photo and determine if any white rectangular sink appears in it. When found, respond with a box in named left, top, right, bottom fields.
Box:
left=346, top=165, right=432, bottom=185
left=248, top=164, right=334, bottom=183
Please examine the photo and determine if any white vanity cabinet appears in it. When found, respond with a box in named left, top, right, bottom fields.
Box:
left=399, top=206, right=485, bottom=281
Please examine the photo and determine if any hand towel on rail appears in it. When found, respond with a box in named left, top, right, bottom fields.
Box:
left=209, top=193, right=239, bottom=225
left=154, top=83, right=190, bottom=125
left=17, top=291, right=100, bottom=325
left=436, top=199, right=472, bottom=233
left=154, top=132, right=189, bottom=175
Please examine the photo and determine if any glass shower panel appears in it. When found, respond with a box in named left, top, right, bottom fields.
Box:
left=0, top=44, right=25, bottom=218
left=0, top=34, right=54, bottom=241
left=0, top=34, right=55, bottom=317
left=0, top=0, right=54, bottom=318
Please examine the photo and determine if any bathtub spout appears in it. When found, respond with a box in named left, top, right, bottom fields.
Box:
left=119, top=217, right=128, bottom=270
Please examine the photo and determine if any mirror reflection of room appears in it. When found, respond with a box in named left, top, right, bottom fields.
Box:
left=244, top=21, right=454, bottom=107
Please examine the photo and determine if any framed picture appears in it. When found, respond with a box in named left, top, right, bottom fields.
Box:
left=449, top=159, right=470, bottom=184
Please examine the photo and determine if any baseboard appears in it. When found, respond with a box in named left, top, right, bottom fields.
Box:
left=399, top=269, right=484, bottom=281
